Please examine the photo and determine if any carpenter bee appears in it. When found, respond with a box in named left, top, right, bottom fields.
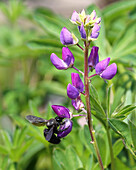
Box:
left=26, top=115, right=64, bottom=144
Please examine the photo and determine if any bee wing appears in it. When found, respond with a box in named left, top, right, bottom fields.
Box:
left=45, top=126, right=54, bottom=141
left=26, top=115, right=48, bottom=126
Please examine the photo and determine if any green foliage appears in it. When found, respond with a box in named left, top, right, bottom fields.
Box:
left=0, top=0, right=136, bottom=169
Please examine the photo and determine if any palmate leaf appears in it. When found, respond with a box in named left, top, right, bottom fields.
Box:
left=112, top=104, right=136, bottom=119
left=108, top=118, right=136, bottom=157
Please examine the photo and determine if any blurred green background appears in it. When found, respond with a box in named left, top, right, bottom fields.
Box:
left=0, top=0, right=136, bottom=169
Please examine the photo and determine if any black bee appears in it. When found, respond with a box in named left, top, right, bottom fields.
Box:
left=26, top=115, right=64, bottom=144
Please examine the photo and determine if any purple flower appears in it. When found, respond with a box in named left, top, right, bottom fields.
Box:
left=72, top=96, right=84, bottom=110
left=51, top=105, right=71, bottom=118
left=67, top=73, right=84, bottom=110
left=88, top=46, right=99, bottom=68
left=78, top=23, right=86, bottom=39
left=67, top=73, right=84, bottom=99
left=50, top=47, right=74, bottom=70
left=95, top=58, right=117, bottom=80
left=52, top=105, right=73, bottom=138
left=91, top=23, right=100, bottom=39
left=60, top=27, right=78, bottom=45
left=57, top=119, right=73, bottom=138
left=71, top=11, right=80, bottom=23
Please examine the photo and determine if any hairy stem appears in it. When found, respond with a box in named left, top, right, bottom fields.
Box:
left=84, top=41, right=104, bottom=170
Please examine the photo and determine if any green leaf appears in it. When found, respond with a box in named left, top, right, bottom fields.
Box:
left=90, top=94, right=106, bottom=126
left=108, top=118, right=131, bottom=145
left=53, top=148, right=67, bottom=170
left=114, top=157, right=129, bottom=170
left=106, top=139, right=124, bottom=165
left=85, top=155, right=94, bottom=170
left=13, top=127, right=20, bottom=147
left=27, top=38, right=62, bottom=52
left=90, top=83, right=101, bottom=103
left=29, top=100, right=40, bottom=116
left=33, top=14, right=67, bottom=38
left=0, top=144, right=9, bottom=154
left=96, top=134, right=107, bottom=166
left=111, top=87, right=125, bottom=114
left=66, top=146, right=83, bottom=170
left=113, top=105, right=136, bottom=119
left=17, top=126, right=28, bottom=147
left=84, top=126, right=95, bottom=156
left=102, top=0, right=136, bottom=21
left=129, top=120, right=136, bottom=150
left=109, top=118, right=136, bottom=157
left=0, top=156, right=10, bottom=170
left=0, top=130, right=12, bottom=149
left=17, top=138, right=33, bottom=159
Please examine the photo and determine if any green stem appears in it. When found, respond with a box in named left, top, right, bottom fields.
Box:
left=84, top=41, right=104, bottom=170
left=106, top=126, right=115, bottom=170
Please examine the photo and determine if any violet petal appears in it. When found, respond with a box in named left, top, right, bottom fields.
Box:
left=57, top=119, right=73, bottom=138
left=100, top=63, right=117, bottom=80
left=51, top=105, right=70, bottom=118
left=71, top=11, right=79, bottom=22
left=60, top=27, right=73, bottom=45
left=72, top=96, right=84, bottom=110
left=67, top=84, right=79, bottom=99
left=62, top=47, right=75, bottom=67
left=71, top=73, right=84, bottom=92
left=50, top=53, right=68, bottom=70
left=91, top=23, right=100, bottom=39
left=78, top=23, right=86, bottom=39
left=88, top=46, right=99, bottom=68
left=95, top=57, right=110, bottom=75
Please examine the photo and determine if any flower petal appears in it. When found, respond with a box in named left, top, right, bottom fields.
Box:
left=67, top=84, right=79, bottom=99
left=78, top=23, right=86, bottom=39
left=60, top=27, right=73, bottom=45
left=50, top=53, right=68, bottom=70
left=72, top=96, right=84, bottom=110
left=88, top=46, right=99, bottom=68
left=71, top=73, right=84, bottom=92
left=51, top=105, right=70, bottom=118
left=57, top=119, right=73, bottom=138
left=100, top=63, right=117, bottom=80
left=90, top=10, right=96, bottom=20
left=95, top=57, right=110, bottom=75
left=71, top=11, right=80, bottom=22
left=91, top=23, right=100, bottom=39
left=62, top=47, right=74, bottom=67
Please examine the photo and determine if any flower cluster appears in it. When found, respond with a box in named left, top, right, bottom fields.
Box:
left=49, top=9, right=117, bottom=141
